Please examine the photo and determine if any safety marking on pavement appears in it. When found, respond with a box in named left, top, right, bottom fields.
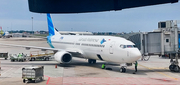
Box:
left=139, top=64, right=178, bottom=81
left=1, top=68, right=13, bottom=76
left=43, top=77, right=180, bottom=85
left=44, top=75, right=50, bottom=85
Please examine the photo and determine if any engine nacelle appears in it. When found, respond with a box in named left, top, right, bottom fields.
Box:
left=54, top=51, right=72, bottom=63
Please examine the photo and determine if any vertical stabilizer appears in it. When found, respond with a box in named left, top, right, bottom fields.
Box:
left=0, top=26, right=5, bottom=36
left=47, top=13, right=60, bottom=36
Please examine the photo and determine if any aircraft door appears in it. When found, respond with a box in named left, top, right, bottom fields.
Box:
left=109, top=41, right=115, bottom=54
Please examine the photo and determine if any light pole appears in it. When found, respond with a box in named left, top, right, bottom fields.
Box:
left=32, top=17, right=33, bottom=34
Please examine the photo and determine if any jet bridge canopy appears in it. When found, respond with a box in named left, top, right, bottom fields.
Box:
left=28, top=0, right=178, bottom=13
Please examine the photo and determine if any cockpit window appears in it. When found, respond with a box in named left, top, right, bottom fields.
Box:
left=120, top=45, right=135, bottom=48
left=120, top=45, right=124, bottom=48
left=120, top=45, right=126, bottom=48
left=127, top=45, right=133, bottom=48
left=133, top=45, right=137, bottom=48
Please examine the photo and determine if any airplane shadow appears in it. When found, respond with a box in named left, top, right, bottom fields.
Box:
left=1, top=59, right=180, bottom=75
left=57, top=59, right=180, bottom=75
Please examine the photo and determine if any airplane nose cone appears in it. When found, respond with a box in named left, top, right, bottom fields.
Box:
left=130, top=49, right=141, bottom=60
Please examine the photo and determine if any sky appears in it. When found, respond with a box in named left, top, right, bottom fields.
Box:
left=0, top=0, right=180, bottom=33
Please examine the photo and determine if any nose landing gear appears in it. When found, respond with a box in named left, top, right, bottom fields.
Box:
left=120, top=66, right=126, bottom=73
left=169, top=53, right=180, bottom=72
left=88, top=59, right=96, bottom=64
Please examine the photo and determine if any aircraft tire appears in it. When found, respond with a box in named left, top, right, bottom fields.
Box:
left=174, top=65, right=180, bottom=72
left=23, top=79, right=26, bottom=83
left=122, top=68, right=126, bottom=72
left=169, top=65, right=174, bottom=71
left=120, top=67, right=126, bottom=73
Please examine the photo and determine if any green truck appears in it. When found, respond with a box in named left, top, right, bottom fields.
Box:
left=10, top=54, right=27, bottom=62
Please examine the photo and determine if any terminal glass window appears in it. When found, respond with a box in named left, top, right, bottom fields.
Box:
left=166, top=39, right=169, bottom=43
left=160, top=22, right=166, bottom=28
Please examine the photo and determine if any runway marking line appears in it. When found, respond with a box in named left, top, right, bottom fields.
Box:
left=139, top=64, right=178, bottom=81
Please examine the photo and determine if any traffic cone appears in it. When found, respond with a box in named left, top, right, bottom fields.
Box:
left=55, top=64, right=57, bottom=68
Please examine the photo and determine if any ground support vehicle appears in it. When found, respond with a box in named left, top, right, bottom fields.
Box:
left=29, top=51, right=53, bottom=61
left=9, top=54, right=28, bottom=62
left=22, top=66, right=44, bottom=83
left=0, top=53, right=8, bottom=60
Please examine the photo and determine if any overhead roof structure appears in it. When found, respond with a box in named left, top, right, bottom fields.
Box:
left=28, top=0, right=178, bottom=13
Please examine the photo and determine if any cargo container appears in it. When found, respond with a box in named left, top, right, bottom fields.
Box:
left=22, top=66, right=44, bottom=83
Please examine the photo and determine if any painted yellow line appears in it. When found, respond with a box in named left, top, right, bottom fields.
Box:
left=150, top=67, right=169, bottom=70
left=139, top=64, right=178, bottom=81
left=157, top=72, right=178, bottom=80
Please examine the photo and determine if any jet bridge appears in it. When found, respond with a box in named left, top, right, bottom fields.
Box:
left=127, top=20, right=180, bottom=72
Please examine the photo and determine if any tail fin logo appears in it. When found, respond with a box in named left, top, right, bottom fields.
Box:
left=100, top=38, right=106, bottom=44
left=47, top=13, right=55, bottom=36
left=60, top=37, right=64, bottom=39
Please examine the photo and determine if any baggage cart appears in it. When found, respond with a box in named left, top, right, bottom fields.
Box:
left=0, top=52, right=8, bottom=60
left=22, top=66, right=44, bottom=83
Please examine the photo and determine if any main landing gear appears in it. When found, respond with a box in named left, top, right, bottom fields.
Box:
left=88, top=59, right=96, bottom=64
left=169, top=53, right=180, bottom=72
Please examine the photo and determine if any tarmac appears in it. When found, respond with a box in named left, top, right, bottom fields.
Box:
left=0, top=38, right=180, bottom=85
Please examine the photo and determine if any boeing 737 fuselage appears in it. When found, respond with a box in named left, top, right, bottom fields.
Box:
left=46, top=14, right=141, bottom=72
left=50, top=35, right=141, bottom=64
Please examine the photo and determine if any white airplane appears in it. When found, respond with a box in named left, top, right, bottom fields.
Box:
left=0, top=27, right=12, bottom=38
left=0, top=14, right=141, bottom=72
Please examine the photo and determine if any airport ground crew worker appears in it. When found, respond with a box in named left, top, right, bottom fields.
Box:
left=18, top=53, right=22, bottom=58
left=18, top=53, right=21, bottom=57
left=134, top=61, right=138, bottom=72
left=101, top=64, right=105, bottom=69
left=22, top=53, right=24, bottom=57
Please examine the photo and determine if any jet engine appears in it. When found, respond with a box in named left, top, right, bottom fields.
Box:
left=54, top=51, right=72, bottom=63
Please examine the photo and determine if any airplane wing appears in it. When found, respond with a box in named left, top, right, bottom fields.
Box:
left=0, top=43, right=80, bottom=53
left=28, top=0, right=178, bottom=13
